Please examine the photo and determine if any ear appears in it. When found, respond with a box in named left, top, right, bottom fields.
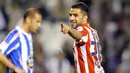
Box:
left=84, top=15, right=88, bottom=20
left=26, top=17, right=31, bottom=24
left=83, top=15, right=88, bottom=23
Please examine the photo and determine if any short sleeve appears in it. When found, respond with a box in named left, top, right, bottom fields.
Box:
left=76, top=26, right=88, bottom=45
left=0, top=30, right=20, bottom=55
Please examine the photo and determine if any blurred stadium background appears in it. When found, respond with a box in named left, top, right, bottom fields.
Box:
left=0, top=0, right=130, bottom=73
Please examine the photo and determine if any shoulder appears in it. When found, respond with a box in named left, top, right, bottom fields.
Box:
left=9, top=28, right=20, bottom=37
left=5, top=29, right=20, bottom=43
left=11, top=29, right=19, bottom=34
left=92, top=28, right=97, bottom=33
left=76, top=24, right=90, bottom=31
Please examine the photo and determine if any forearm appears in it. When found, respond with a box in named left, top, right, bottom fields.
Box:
left=0, top=52, right=16, bottom=70
left=99, top=45, right=102, bottom=53
left=68, top=28, right=82, bottom=41
left=99, top=45, right=103, bottom=62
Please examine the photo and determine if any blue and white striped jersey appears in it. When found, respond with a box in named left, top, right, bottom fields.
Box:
left=0, top=27, right=34, bottom=73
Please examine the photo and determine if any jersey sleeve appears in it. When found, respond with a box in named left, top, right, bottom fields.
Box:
left=0, top=30, right=20, bottom=55
left=76, top=26, right=88, bottom=45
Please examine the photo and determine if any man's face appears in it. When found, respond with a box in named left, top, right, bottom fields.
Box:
left=69, top=8, right=85, bottom=28
left=29, top=13, right=42, bottom=33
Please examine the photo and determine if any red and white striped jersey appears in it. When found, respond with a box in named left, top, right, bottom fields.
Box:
left=73, top=24, right=104, bottom=73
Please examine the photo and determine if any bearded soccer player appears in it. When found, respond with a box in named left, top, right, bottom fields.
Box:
left=61, top=2, right=105, bottom=73
left=0, top=8, right=42, bottom=73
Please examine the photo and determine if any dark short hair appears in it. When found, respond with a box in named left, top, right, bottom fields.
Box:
left=23, top=8, right=41, bottom=20
left=71, top=2, right=89, bottom=14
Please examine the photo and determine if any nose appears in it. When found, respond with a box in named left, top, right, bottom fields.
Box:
left=38, top=23, right=41, bottom=28
left=70, top=15, right=75, bottom=22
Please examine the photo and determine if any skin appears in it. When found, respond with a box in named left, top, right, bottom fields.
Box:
left=61, top=8, right=88, bottom=41
left=0, top=12, right=42, bottom=73
left=0, top=52, right=25, bottom=73
left=69, top=8, right=88, bottom=29
left=21, top=13, right=42, bottom=33
left=61, top=8, right=103, bottom=62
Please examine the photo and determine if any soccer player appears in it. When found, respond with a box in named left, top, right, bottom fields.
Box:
left=0, top=8, right=42, bottom=73
left=61, top=2, right=105, bottom=73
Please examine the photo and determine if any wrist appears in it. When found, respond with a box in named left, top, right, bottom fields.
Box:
left=13, top=66, right=16, bottom=71
left=13, top=66, right=18, bottom=72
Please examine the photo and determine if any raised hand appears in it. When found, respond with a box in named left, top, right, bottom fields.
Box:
left=60, top=22, right=71, bottom=34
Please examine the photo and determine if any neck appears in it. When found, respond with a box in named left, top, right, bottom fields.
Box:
left=81, top=22, right=88, bottom=26
left=20, top=23, right=30, bottom=33
left=82, top=22, right=88, bottom=24
left=82, top=20, right=88, bottom=24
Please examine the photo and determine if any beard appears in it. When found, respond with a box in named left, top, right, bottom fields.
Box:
left=71, top=23, right=77, bottom=29
left=71, top=23, right=81, bottom=29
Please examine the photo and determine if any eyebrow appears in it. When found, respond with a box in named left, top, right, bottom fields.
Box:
left=37, top=20, right=41, bottom=22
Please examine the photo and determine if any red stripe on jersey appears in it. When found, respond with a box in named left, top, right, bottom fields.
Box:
left=77, top=46, right=86, bottom=73
left=73, top=24, right=103, bottom=73
left=94, top=56, right=98, bottom=61
left=86, top=36, right=95, bottom=73
left=76, top=26, right=88, bottom=46
left=87, top=25, right=101, bottom=70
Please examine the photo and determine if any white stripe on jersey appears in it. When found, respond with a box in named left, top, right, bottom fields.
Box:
left=79, top=35, right=88, bottom=43
left=0, top=30, right=19, bottom=55
left=0, top=27, right=33, bottom=73
left=6, top=32, right=19, bottom=45
left=73, top=41, right=81, bottom=73
left=17, top=27, right=33, bottom=73
left=84, top=27, right=96, bottom=54
left=84, top=26, right=103, bottom=73
left=19, top=33, right=28, bottom=72
left=80, top=45, right=89, bottom=73
left=7, top=42, right=20, bottom=55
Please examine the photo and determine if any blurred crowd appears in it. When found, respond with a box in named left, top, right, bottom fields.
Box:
left=0, top=0, right=130, bottom=73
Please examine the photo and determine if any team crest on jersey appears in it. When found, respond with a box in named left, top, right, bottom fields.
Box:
left=27, top=55, right=34, bottom=69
